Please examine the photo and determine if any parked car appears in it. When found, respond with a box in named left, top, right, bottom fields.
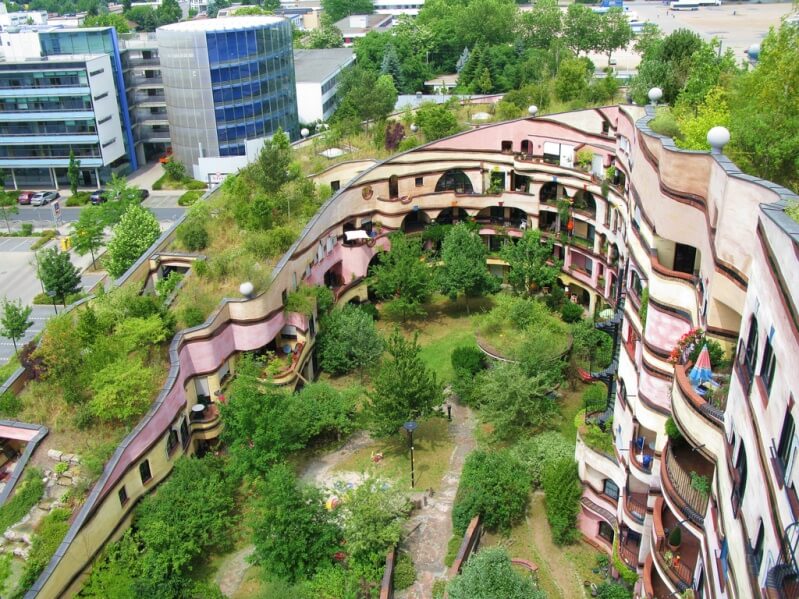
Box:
left=138, top=189, right=150, bottom=201
left=17, top=191, right=34, bottom=205
left=90, top=189, right=107, bottom=205
left=30, top=191, right=60, bottom=206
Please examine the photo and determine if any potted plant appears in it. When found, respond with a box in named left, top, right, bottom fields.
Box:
left=668, top=525, right=682, bottom=551
left=663, top=550, right=674, bottom=567
left=690, top=471, right=711, bottom=497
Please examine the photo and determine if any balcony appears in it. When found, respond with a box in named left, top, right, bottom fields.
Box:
left=618, top=527, right=641, bottom=570
left=630, top=427, right=656, bottom=475
left=766, top=522, right=799, bottom=599
left=643, top=554, right=676, bottom=599
left=652, top=497, right=700, bottom=591
left=625, top=488, right=648, bottom=524
left=661, top=441, right=712, bottom=525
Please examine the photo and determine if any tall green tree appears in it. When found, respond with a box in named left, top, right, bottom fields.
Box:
left=448, top=548, right=545, bottom=599
left=368, top=233, right=433, bottom=320
left=37, top=248, right=81, bottom=306
left=335, top=69, right=397, bottom=127
left=416, top=102, right=460, bottom=141
left=156, top=0, right=182, bottom=25
left=474, top=362, right=559, bottom=439
left=100, top=174, right=143, bottom=226
left=438, top=222, right=498, bottom=311
left=250, top=464, right=341, bottom=583
left=105, top=204, right=161, bottom=278
left=82, top=12, right=131, bottom=32
left=256, top=129, right=295, bottom=194
left=380, top=43, right=403, bottom=90
left=321, top=0, right=374, bottom=22
left=500, top=229, right=561, bottom=295
left=0, top=188, right=18, bottom=235
left=318, top=305, right=383, bottom=375
left=596, top=8, right=633, bottom=62
left=555, top=57, right=590, bottom=102
left=518, top=0, right=561, bottom=49
left=71, top=206, right=105, bottom=269
left=563, top=4, right=600, bottom=56
left=367, top=328, right=441, bottom=437
left=542, top=457, right=582, bottom=544
left=67, top=149, right=81, bottom=197
left=0, top=298, right=33, bottom=353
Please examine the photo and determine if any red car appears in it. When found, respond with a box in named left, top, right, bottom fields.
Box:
left=17, top=191, right=34, bottom=205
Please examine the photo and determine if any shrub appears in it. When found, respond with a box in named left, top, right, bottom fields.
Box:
left=21, top=223, right=33, bottom=236
left=30, top=229, right=57, bottom=250
left=690, top=471, right=711, bottom=496
left=393, top=553, right=416, bottom=590
left=447, top=547, right=545, bottom=599
left=596, top=581, right=633, bottom=599
left=639, top=287, right=649, bottom=328
left=0, top=468, right=44, bottom=533
left=163, top=159, right=186, bottom=181
left=177, top=190, right=203, bottom=206
left=668, top=525, right=682, bottom=547
left=511, top=432, right=575, bottom=488
left=73, top=403, right=96, bottom=430
left=354, top=302, right=379, bottom=321
left=181, top=306, right=205, bottom=328
left=649, top=108, right=681, bottom=140
left=185, top=179, right=207, bottom=190
left=451, top=345, right=485, bottom=378
left=14, top=507, right=70, bottom=594
left=452, top=449, right=532, bottom=535
left=560, top=301, right=584, bottom=323
left=541, top=458, right=581, bottom=545
left=0, top=392, right=22, bottom=417
left=665, top=416, right=682, bottom=442
left=318, top=306, right=383, bottom=375
left=312, top=285, right=335, bottom=315
left=177, top=218, right=209, bottom=251
left=582, top=383, right=607, bottom=413
left=285, top=289, right=315, bottom=316
left=192, top=258, right=209, bottom=278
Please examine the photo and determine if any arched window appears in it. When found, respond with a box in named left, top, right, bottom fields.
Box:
left=743, top=316, right=759, bottom=379
left=435, top=169, right=473, bottom=194
left=540, top=181, right=559, bottom=204
left=572, top=190, right=596, bottom=216
left=139, top=459, right=152, bottom=484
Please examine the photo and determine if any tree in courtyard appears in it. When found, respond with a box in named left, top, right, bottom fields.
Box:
left=105, top=204, right=161, bottom=278
left=318, top=305, right=383, bottom=376
left=415, top=102, right=460, bottom=141
left=67, top=149, right=81, bottom=197
left=71, top=206, right=105, bottom=269
left=452, top=449, right=531, bottom=534
left=368, top=233, right=433, bottom=320
left=541, top=457, right=582, bottom=544
left=0, top=298, right=33, bottom=353
left=500, top=229, right=561, bottom=296
left=340, top=476, right=410, bottom=579
left=474, top=362, right=559, bottom=439
left=250, top=464, right=342, bottom=583
left=321, top=0, right=374, bottom=23
left=38, top=248, right=81, bottom=306
left=367, top=328, right=441, bottom=437
left=447, top=547, right=545, bottom=599
left=596, top=8, right=633, bottom=63
left=438, top=222, right=499, bottom=312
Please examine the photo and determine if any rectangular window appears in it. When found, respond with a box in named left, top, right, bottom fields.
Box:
left=415, top=177, right=423, bottom=187
left=752, top=522, right=765, bottom=573
left=180, top=417, right=190, bottom=450
left=118, top=486, right=128, bottom=507
left=598, top=521, right=614, bottom=543
left=139, top=459, right=152, bottom=484
left=760, top=337, right=776, bottom=396
left=166, top=429, right=179, bottom=456
left=93, top=91, right=108, bottom=101
left=603, top=479, right=619, bottom=500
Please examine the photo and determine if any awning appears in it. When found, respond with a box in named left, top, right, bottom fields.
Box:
left=345, top=230, right=370, bottom=241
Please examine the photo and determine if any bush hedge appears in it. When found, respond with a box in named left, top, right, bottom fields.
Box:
left=452, top=449, right=531, bottom=535
left=541, top=457, right=582, bottom=545
left=511, top=432, right=575, bottom=488
left=177, top=190, right=203, bottom=206
left=30, top=230, right=57, bottom=250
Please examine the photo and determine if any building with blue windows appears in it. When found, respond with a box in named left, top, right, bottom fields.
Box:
left=156, top=17, right=299, bottom=182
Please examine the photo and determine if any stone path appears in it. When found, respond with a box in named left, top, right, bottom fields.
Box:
left=215, top=545, right=254, bottom=598
left=396, top=402, right=476, bottom=599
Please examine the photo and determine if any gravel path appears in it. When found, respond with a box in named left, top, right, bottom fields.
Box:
left=396, top=402, right=476, bottom=599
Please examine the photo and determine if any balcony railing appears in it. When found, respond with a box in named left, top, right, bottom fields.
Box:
left=674, top=362, right=725, bottom=428
left=625, top=490, right=647, bottom=524
left=662, top=444, right=709, bottom=525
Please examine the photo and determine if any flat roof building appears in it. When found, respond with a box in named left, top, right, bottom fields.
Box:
left=334, top=13, right=394, bottom=46
left=156, top=16, right=299, bottom=182
left=293, top=48, right=354, bottom=123
left=0, top=54, right=127, bottom=188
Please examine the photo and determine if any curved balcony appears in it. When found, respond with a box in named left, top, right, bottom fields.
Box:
left=643, top=554, right=677, bottom=599
left=188, top=402, right=222, bottom=441
left=660, top=442, right=712, bottom=526
left=624, top=488, right=647, bottom=525
left=673, top=362, right=725, bottom=429
left=652, top=497, right=698, bottom=591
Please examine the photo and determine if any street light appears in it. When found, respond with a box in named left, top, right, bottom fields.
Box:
left=403, top=420, right=418, bottom=488
left=46, top=290, right=58, bottom=315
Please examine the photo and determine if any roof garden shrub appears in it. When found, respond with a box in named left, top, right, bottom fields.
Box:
left=12, top=507, right=70, bottom=597
left=177, top=208, right=209, bottom=251
left=541, top=457, right=582, bottom=545
left=452, top=449, right=532, bottom=536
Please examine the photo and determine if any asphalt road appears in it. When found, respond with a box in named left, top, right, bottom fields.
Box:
left=14, top=205, right=185, bottom=227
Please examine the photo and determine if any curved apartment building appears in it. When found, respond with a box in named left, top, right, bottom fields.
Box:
left=17, top=104, right=798, bottom=598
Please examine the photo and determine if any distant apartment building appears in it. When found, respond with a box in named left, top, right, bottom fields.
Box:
left=334, top=13, right=394, bottom=46
left=371, top=0, right=425, bottom=16
left=293, top=47, right=354, bottom=123
left=156, top=17, right=299, bottom=182
left=0, top=54, right=127, bottom=188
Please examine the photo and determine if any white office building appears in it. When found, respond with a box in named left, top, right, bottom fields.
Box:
left=294, top=48, right=355, bottom=124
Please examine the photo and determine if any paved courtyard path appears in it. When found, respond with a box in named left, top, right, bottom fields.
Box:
left=396, top=402, right=476, bottom=599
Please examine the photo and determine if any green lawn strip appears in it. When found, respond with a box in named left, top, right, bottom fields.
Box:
left=558, top=383, right=588, bottom=443
left=0, top=469, right=45, bottom=533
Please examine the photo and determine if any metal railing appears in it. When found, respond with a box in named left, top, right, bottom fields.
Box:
left=664, top=445, right=709, bottom=524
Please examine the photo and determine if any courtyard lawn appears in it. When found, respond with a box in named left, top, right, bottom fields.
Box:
left=332, top=417, right=453, bottom=492
left=483, top=492, right=604, bottom=599
left=559, top=383, right=589, bottom=443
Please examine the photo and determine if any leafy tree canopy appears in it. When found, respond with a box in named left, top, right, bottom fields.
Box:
left=448, top=547, right=546, bottom=599
left=318, top=305, right=384, bottom=375
left=105, top=204, right=161, bottom=278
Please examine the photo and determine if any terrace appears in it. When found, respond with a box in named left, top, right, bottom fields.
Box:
left=652, top=498, right=701, bottom=591
left=661, top=441, right=713, bottom=525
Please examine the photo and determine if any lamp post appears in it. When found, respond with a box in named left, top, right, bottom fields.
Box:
left=403, top=420, right=418, bottom=488
left=46, top=290, right=58, bottom=315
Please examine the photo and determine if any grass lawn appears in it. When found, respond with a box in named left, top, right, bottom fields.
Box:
left=558, top=383, right=588, bottom=443
left=483, top=492, right=603, bottom=599
left=0, top=356, right=20, bottom=385
left=332, top=417, right=453, bottom=492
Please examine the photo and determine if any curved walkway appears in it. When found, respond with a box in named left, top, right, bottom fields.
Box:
left=397, top=402, right=476, bottom=599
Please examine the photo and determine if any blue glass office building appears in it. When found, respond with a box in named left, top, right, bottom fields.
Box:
left=156, top=17, right=298, bottom=174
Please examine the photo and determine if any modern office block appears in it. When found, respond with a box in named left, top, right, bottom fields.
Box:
left=0, top=54, right=126, bottom=188
left=156, top=17, right=299, bottom=181
left=294, top=48, right=354, bottom=124
left=39, top=27, right=139, bottom=173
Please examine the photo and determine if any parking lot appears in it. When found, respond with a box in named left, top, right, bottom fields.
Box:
left=0, top=237, right=40, bottom=253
